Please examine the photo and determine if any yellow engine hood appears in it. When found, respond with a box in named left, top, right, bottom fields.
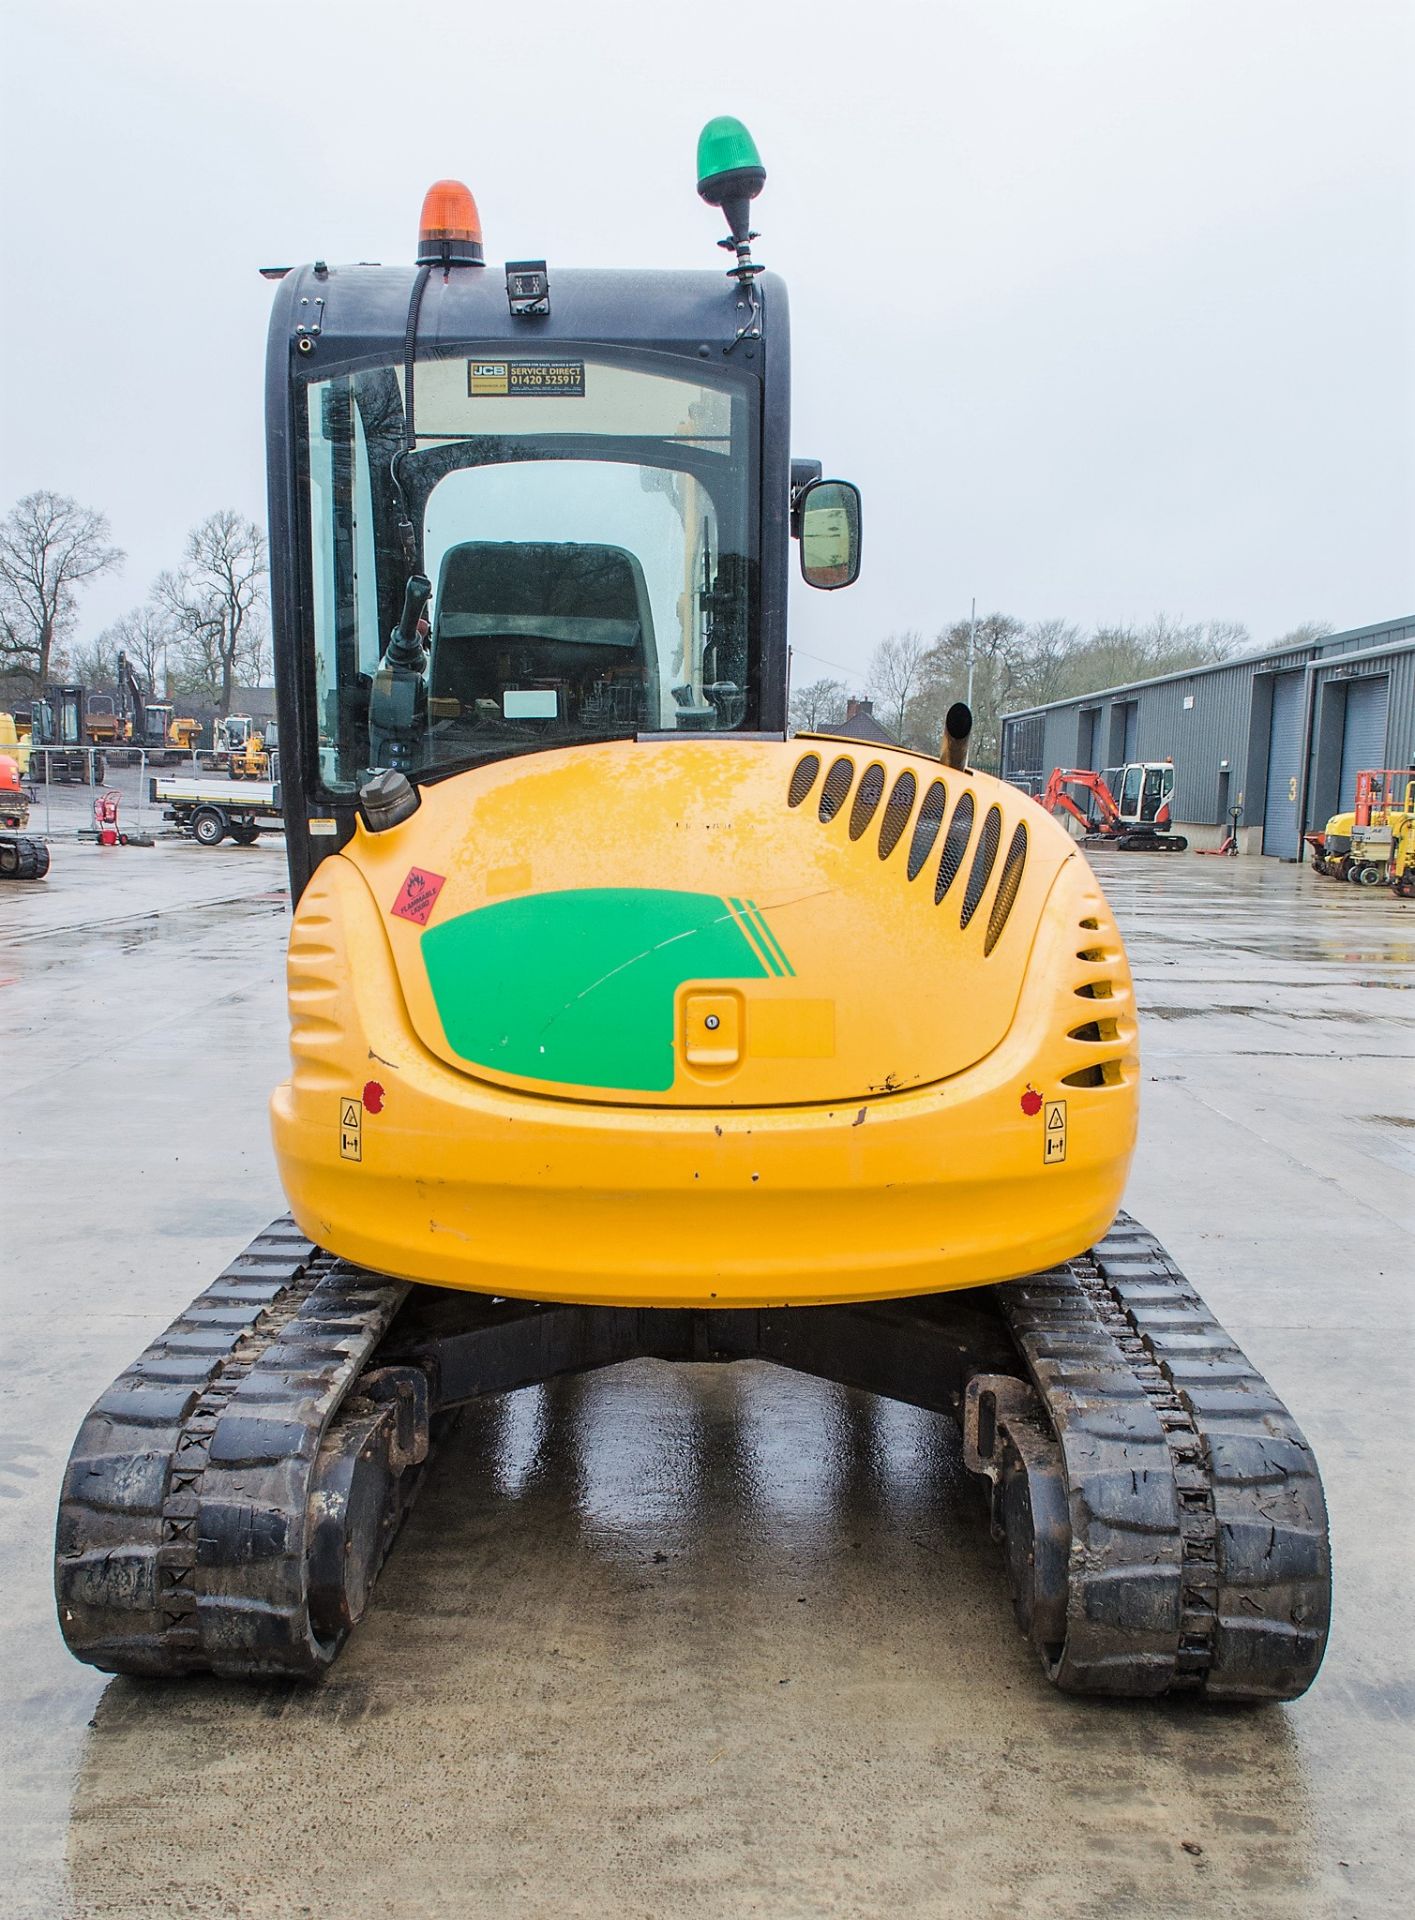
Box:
left=336, top=737, right=1080, bottom=1108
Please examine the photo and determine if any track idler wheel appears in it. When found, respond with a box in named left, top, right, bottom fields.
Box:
left=307, top=1366, right=431, bottom=1648
left=963, top=1375, right=1070, bottom=1667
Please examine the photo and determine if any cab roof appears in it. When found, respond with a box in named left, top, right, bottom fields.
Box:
left=267, top=262, right=786, bottom=373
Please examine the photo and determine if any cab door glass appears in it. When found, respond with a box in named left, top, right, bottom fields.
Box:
left=1142, top=766, right=1168, bottom=820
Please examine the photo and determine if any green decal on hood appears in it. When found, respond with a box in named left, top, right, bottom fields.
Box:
left=420, top=888, right=792, bottom=1091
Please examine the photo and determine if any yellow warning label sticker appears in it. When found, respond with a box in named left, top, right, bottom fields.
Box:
left=1044, top=1099, right=1067, bottom=1165
left=340, top=1096, right=362, bottom=1162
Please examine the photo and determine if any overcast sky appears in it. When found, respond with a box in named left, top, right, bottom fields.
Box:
left=2, top=0, right=1410, bottom=688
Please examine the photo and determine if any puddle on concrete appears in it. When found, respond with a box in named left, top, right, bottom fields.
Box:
left=1145, top=1003, right=1387, bottom=1025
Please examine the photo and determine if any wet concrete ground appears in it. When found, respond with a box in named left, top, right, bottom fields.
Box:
left=2, top=843, right=1411, bottom=1918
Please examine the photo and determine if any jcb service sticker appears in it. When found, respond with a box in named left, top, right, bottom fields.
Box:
left=468, top=359, right=585, bottom=397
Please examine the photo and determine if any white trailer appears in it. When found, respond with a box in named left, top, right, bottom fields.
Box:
left=149, top=773, right=284, bottom=847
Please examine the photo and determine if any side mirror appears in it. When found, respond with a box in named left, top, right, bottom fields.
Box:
left=797, top=479, right=861, bottom=590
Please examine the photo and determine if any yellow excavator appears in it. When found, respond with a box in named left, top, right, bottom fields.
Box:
left=56, top=123, right=1330, bottom=1699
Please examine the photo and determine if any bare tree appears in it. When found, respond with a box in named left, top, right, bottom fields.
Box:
left=0, top=491, right=124, bottom=686
left=64, top=633, right=121, bottom=691
left=866, top=631, right=929, bottom=742
left=1044, top=617, right=1239, bottom=700
left=788, top=675, right=849, bottom=735
left=913, top=613, right=1029, bottom=768
left=1268, top=621, right=1334, bottom=652
left=157, top=511, right=268, bottom=715
left=1020, top=619, right=1084, bottom=707
left=96, top=604, right=176, bottom=698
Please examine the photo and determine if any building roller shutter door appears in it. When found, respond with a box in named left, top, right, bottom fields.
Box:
left=1262, top=672, right=1305, bottom=858
left=1338, top=678, right=1389, bottom=810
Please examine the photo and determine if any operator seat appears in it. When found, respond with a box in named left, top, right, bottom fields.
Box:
left=428, top=540, right=660, bottom=727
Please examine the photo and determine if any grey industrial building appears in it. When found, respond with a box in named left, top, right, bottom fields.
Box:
left=999, top=616, right=1415, bottom=858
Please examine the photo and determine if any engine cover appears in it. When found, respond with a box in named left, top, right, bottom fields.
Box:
left=271, top=737, right=1139, bottom=1305
left=340, top=739, right=1080, bottom=1107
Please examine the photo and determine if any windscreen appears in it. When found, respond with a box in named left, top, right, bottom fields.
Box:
left=301, top=350, right=758, bottom=790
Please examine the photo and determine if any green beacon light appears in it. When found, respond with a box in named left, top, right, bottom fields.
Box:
left=696, top=116, right=766, bottom=285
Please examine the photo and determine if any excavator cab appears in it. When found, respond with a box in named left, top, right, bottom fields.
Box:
left=1111, top=761, right=1175, bottom=829
left=286, top=300, right=770, bottom=808
left=142, top=703, right=175, bottom=748
left=29, top=685, right=101, bottom=784
left=55, top=121, right=1329, bottom=1700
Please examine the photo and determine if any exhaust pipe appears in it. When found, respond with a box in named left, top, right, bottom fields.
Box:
left=941, top=702, right=972, bottom=770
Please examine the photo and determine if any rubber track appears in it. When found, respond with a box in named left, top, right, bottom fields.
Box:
left=0, top=835, right=49, bottom=880
left=56, top=1218, right=409, bottom=1679
left=998, top=1212, right=1330, bottom=1700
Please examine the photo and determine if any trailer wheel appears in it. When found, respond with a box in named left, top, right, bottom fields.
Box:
left=191, top=806, right=226, bottom=847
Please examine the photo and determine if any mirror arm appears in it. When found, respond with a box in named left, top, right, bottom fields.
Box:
left=789, top=458, right=824, bottom=537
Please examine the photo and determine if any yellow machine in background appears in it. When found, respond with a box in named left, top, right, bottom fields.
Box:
left=1307, top=767, right=1415, bottom=896
left=200, top=713, right=269, bottom=777
left=0, top=735, right=48, bottom=880
left=230, top=728, right=269, bottom=779
left=0, top=711, right=31, bottom=777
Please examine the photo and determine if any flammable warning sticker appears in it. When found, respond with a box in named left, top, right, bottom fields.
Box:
left=391, top=867, right=446, bottom=926
left=1044, top=1099, right=1067, bottom=1165
left=468, top=359, right=585, bottom=397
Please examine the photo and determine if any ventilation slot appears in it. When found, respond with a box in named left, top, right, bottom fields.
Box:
left=907, top=780, right=947, bottom=879
left=984, top=823, right=1028, bottom=956
left=934, top=791, right=975, bottom=903
left=818, top=756, right=855, bottom=822
left=848, top=764, right=887, bottom=841
left=960, top=804, right=1003, bottom=927
left=877, top=770, right=917, bottom=860
left=1074, top=980, right=1114, bottom=999
left=1061, top=1062, right=1124, bottom=1089
left=787, top=753, right=821, bottom=808
left=1067, top=1019, right=1120, bottom=1044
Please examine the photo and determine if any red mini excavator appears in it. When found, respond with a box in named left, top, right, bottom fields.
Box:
left=1037, top=763, right=1188, bottom=853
